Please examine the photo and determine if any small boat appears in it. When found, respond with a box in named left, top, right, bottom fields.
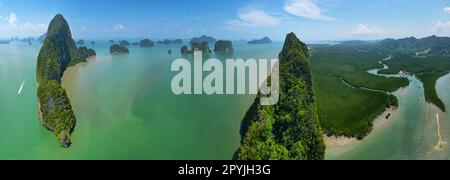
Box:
left=18, top=80, right=25, bottom=96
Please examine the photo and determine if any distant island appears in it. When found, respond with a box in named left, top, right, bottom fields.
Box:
left=181, top=46, right=189, bottom=54
left=38, top=33, right=47, bottom=43
left=139, top=39, right=155, bottom=47
left=36, top=14, right=96, bottom=148
left=0, top=40, right=9, bottom=44
left=119, top=40, right=130, bottom=46
left=10, top=36, right=19, bottom=41
left=76, top=39, right=84, bottom=45
left=77, top=47, right=96, bottom=61
left=248, top=37, right=272, bottom=44
left=214, top=40, right=233, bottom=53
left=181, top=42, right=211, bottom=55
left=110, top=44, right=129, bottom=54
left=180, top=40, right=233, bottom=54
left=22, top=37, right=35, bottom=42
left=189, top=35, right=216, bottom=44
left=157, top=39, right=183, bottom=45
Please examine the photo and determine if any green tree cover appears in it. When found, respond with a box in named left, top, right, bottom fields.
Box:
left=235, top=33, right=325, bottom=160
left=310, top=45, right=409, bottom=92
left=71, top=46, right=96, bottom=66
left=37, top=80, right=76, bottom=148
left=36, top=14, right=96, bottom=147
left=378, top=55, right=450, bottom=112
left=418, top=72, right=448, bottom=112
left=310, top=45, right=402, bottom=139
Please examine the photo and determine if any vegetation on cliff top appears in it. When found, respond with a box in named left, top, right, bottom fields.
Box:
left=235, top=33, right=325, bottom=160
left=36, top=14, right=96, bottom=148
left=37, top=80, right=76, bottom=148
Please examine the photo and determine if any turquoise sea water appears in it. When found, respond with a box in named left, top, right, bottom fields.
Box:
left=0, top=40, right=282, bottom=159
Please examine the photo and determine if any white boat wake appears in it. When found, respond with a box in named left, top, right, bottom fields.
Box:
left=17, top=79, right=25, bottom=96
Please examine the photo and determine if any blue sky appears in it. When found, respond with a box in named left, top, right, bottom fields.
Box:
left=0, top=0, right=450, bottom=41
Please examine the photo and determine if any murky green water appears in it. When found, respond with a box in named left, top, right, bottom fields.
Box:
left=2, top=41, right=450, bottom=160
left=0, top=41, right=282, bottom=160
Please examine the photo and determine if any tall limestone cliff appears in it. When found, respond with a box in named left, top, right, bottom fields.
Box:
left=36, top=14, right=96, bottom=148
left=235, top=33, right=325, bottom=160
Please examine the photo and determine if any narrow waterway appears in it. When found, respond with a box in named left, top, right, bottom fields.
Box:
left=326, top=55, right=450, bottom=160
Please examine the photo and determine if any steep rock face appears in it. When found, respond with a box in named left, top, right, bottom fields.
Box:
left=37, top=14, right=78, bottom=83
left=235, top=33, right=325, bottom=160
left=36, top=14, right=96, bottom=148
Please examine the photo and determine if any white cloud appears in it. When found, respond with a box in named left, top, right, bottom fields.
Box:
left=0, top=13, right=47, bottom=37
left=352, top=24, right=385, bottom=35
left=239, top=10, right=280, bottom=27
left=8, top=13, right=18, bottom=27
left=445, top=7, right=450, bottom=14
left=284, top=0, right=333, bottom=21
left=113, top=24, right=125, bottom=32
left=227, top=10, right=280, bottom=28
left=434, top=21, right=450, bottom=35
